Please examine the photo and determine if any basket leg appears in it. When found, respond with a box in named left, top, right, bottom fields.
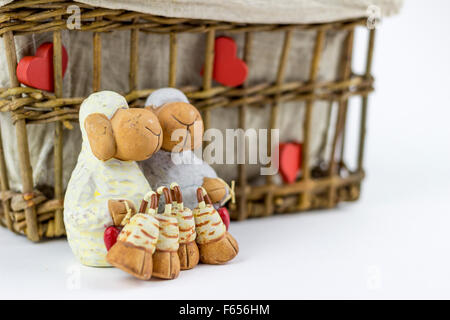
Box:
left=3, top=31, right=39, bottom=241
left=15, top=122, right=39, bottom=241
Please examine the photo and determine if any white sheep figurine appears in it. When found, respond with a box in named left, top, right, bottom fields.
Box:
left=64, top=91, right=162, bottom=267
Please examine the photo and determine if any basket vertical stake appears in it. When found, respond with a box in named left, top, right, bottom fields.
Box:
left=3, top=31, right=39, bottom=242
left=316, top=100, right=333, bottom=162
left=53, top=27, right=65, bottom=237
left=0, top=127, right=12, bottom=231
left=298, top=29, right=326, bottom=211
left=129, top=19, right=139, bottom=93
left=357, top=29, right=376, bottom=173
left=169, top=32, right=177, bottom=87
left=93, top=17, right=103, bottom=92
left=264, top=29, right=293, bottom=216
left=327, top=29, right=355, bottom=207
left=235, top=31, right=253, bottom=220
left=201, top=29, right=215, bottom=151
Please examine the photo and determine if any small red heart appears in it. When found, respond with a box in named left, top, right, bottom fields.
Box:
left=278, top=142, right=302, bottom=184
left=104, top=226, right=121, bottom=251
left=16, top=42, right=68, bottom=92
left=217, top=207, right=230, bottom=231
left=206, top=37, right=248, bottom=87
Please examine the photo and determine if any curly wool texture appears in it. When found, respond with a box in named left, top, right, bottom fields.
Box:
left=139, top=150, right=217, bottom=210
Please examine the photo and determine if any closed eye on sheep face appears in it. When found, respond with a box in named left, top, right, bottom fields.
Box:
left=146, top=102, right=204, bottom=153
left=145, top=125, right=161, bottom=136
left=171, top=114, right=198, bottom=127
left=84, top=108, right=163, bottom=162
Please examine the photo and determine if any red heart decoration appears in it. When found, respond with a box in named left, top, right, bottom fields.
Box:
left=207, top=37, right=248, bottom=87
left=217, top=207, right=230, bottom=231
left=278, top=142, right=302, bottom=184
left=104, top=226, right=121, bottom=251
left=16, top=42, right=68, bottom=92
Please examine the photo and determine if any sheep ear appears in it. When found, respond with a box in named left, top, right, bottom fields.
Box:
left=84, top=113, right=116, bottom=161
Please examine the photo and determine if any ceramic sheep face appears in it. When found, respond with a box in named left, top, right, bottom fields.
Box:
left=147, top=102, right=203, bottom=152
left=145, top=88, right=203, bottom=153
left=85, top=105, right=162, bottom=161
left=141, top=88, right=230, bottom=207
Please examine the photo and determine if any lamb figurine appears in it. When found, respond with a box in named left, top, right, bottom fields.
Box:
left=64, top=91, right=162, bottom=267
left=140, top=88, right=232, bottom=211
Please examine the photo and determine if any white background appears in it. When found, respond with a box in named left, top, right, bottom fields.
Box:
left=1, top=0, right=450, bottom=299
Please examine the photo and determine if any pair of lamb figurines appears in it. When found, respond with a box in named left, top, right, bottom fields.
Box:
left=63, top=88, right=238, bottom=280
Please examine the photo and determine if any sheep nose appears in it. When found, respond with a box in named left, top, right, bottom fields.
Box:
left=144, top=117, right=162, bottom=135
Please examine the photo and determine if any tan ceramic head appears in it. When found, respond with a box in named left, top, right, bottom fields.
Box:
left=84, top=108, right=162, bottom=161
left=147, top=102, right=203, bottom=152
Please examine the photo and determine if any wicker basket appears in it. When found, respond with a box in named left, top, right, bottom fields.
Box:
left=0, top=0, right=374, bottom=241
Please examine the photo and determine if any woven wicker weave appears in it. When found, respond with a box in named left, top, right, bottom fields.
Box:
left=0, top=0, right=375, bottom=241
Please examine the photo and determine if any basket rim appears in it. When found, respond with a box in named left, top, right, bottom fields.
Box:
left=0, top=0, right=402, bottom=25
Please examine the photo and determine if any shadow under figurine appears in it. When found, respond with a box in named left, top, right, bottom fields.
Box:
left=64, top=91, right=162, bottom=267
